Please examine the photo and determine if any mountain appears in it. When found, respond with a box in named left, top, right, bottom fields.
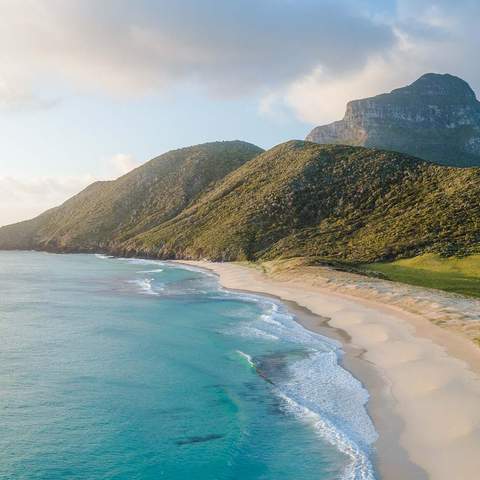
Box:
left=0, top=141, right=263, bottom=251
left=120, top=141, right=480, bottom=262
left=306, top=73, right=480, bottom=167
left=2, top=140, right=480, bottom=264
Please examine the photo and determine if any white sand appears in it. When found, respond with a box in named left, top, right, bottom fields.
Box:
left=177, top=261, right=480, bottom=480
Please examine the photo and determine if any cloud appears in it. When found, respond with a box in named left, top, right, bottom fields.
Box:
left=0, top=175, right=95, bottom=226
left=0, top=0, right=394, bottom=103
left=0, top=153, right=141, bottom=225
left=285, top=46, right=416, bottom=124
left=0, top=0, right=477, bottom=127
left=108, top=154, right=140, bottom=176
left=282, top=0, right=480, bottom=124
left=0, top=80, right=59, bottom=112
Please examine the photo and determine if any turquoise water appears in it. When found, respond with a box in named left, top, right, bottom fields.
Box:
left=0, top=251, right=377, bottom=480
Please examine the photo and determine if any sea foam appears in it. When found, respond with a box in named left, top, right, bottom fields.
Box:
left=236, top=350, right=255, bottom=368
left=127, top=278, right=162, bottom=296
left=226, top=292, right=378, bottom=480
left=95, top=253, right=114, bottom=260
left=277, top=391, right=375, bottom=480
left=138, top=268, right=164, bottom=273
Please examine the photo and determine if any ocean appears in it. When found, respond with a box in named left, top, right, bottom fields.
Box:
left=0, top=251, right=377, bottom=479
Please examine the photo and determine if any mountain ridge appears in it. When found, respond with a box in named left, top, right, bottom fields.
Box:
left=0, top=140, right=263, bottom=251
left=118, top=140, right=480, bottom=262
left=306, top=73, right=480, bottom=167
left=3, top=140, right=479, bottom=265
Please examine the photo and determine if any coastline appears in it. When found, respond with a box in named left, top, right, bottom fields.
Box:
left=270, top=297, right=427, bottom=480
left=175, top=260, right=480, bottom=480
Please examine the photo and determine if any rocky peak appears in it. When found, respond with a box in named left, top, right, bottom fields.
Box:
left=306, top=73, right=480, bottom=167
left=390, top=73, right=476, bottom=102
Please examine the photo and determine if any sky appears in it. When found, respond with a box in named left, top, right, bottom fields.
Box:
left=0, top=0, right=479, bottom=226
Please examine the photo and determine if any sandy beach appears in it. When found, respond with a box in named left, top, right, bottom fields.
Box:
left=176, top=260, right=480, bottom=480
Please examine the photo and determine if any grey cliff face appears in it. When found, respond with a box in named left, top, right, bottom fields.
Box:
left=306, top=73, right=480, bottom=167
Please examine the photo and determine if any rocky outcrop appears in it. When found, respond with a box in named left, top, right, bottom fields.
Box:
left=306, top=73, right=480, bottom=167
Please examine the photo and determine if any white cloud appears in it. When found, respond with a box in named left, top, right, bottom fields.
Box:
left=279, top=0, right=480, bottom=125
left=0, top=153, right=142, bottom=226
left=0, top=80, right=59, bottom=112
left=0, top=0, right=477, bottom=139
left=108, top=154, right=140, bottom=176
left=0, top=175, right=95, bottom=226
left=0, top=0, right=394, bottom=105
left=1, top=0, right=476, bottom=125
left=285, top=50, right=416, bottom=124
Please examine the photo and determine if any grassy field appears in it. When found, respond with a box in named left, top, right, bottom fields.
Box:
left=364, top=254, right=480, bottom=298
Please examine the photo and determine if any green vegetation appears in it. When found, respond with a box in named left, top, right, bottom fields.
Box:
left=123, top=141, right=480, bottom=263
left=363, top=254, right=480, bottom=298
left=0, top=141, right=263, bottom=251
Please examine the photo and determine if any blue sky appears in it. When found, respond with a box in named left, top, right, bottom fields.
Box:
left=0, top=86, right=308, bottom=178
left=0, top=0, right=479, bottom=225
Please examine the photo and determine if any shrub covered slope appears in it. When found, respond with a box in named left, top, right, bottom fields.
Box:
left=0, top=141, right=263, bottom=251
left=1, top=140, right=479, bottom=265
left=122, top=141, right=480, bottom=262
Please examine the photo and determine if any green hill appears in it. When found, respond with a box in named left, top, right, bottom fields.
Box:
left=120, top=141, right=480, bottom=262
left=1, top=140, right=480, bottom=273
left=0, top=141, right=263, bottom=251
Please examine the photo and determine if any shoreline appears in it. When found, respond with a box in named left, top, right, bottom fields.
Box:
left=271, top=297, right=426, bottom=480
left=179, top=263, right=424, bottom=480
left=175, top=260, right=480, bottom=480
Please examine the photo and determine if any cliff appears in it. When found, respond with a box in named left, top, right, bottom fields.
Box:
left=306, top=73, right=480, bottom=167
